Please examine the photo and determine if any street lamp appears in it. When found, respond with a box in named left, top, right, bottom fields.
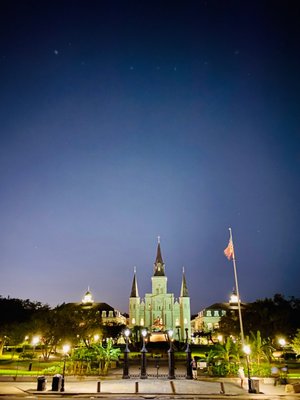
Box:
left=278, top=338, right=286, bottom=361
left=278, top=338, right=286, bottom=347
left=243, top=344, right=253, bottom=393
left=122, top=329, right=130, bottom=379
left=185, top=328, right=193, bottom=380
left=60, top=344, right=70, bottom=392
left=217, top=335, right=223, bottom=343
left=168, top=330, right=175, bottom=379
left=140, top=329, right=148, bottom=379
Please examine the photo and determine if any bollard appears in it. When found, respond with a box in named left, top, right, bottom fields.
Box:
left=135, top=381, right=139, bottom=393
left=97, top=381, right=101, bottom=393
left=220, top=382, right=225, bottom=394
left=170, top=380, right=176, bottom=394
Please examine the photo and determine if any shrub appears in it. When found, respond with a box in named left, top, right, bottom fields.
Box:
left=42, top=364, right=62, bottom=375
left=211, top=361, right=238, bottom=377
left=19, top=352, right=35, bottom=360
left=251, top=362, right=272, bottom=377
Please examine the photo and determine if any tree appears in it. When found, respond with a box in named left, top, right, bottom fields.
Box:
left=29, top=306, right=69, bottom=360
left=65, top=304, right=105, bottom=347
left=207, top=337, right=240, bottom=376
left=249, top=331, right=274, bottom=365
left=219, top=294, right=300, bottom=340
left=219, top=312, right=241, bottom=338
left=92, top=339, right=121, bottom=375
left=28, top=302, right=106, bottom=360
left=244, top=295, right=300, bottom=339
left=102, top=323, right=126, bottom=343
left=208, top=337, right=240, bottom=364
left=72, top=346, right=94, bottom=374
left=71, top=339, right=121, bottom=375
left=0, top=296, right=48, bottom=355
left=291, top=329, right=300, bottom=356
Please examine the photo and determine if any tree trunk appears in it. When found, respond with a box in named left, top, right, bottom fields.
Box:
left=103, top=361, right=109, bottom=375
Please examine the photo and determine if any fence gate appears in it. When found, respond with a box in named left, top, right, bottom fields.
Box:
left=128, top=358, right=186, bottom=379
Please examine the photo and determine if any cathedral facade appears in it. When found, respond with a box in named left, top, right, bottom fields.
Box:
left=129, top=240, right=191, bottom=340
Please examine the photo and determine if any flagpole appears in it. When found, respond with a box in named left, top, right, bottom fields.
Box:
left=227, top=229, right=254, bottom=393
left=228, top=227, right=245, bottom=345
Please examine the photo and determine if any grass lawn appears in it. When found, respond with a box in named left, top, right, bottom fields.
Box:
left=0, top=369, right=39, bottom=376
left=0, top=357, right=62, bottom=376
left=288, top=373, right=300, bottom=378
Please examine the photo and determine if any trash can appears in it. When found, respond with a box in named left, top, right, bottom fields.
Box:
left=52, top=374, right=62, bottom=391
left=37, top=375, right=47, bottom=391
left=249, top=378, right=260, bottom=393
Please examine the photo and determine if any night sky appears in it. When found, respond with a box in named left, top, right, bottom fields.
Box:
left=0, top=1, right=299, bottom=315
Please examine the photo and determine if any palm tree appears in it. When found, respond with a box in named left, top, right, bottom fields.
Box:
left=208, top=337, right=240, bottom=375
left=249, top=331, right=274, bottom=365
left=72, top=346, right=94, bottom=374
left=92, top=339, right=121, bottom=375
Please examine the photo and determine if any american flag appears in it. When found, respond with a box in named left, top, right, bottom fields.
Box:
left=224, top=238, right=234, bottom=260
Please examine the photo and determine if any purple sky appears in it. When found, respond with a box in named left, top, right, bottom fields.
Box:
left=0, top=1, right=299, bottom=314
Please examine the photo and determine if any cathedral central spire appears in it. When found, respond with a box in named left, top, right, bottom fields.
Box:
left=154, top=237, right=165, bottom=276
left=130, top=267, right=139, bottom=298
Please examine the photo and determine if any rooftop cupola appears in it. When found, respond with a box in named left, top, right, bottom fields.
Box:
left=82, top=287, right=94, bottom=304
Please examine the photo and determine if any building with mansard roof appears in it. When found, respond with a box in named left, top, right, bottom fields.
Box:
left=191, top=291, right=247, bottom=342
left=80, top=289, right=127, bottom=325
left=129, top=239, right=191, bottom=341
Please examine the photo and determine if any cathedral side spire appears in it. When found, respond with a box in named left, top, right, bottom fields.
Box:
left=130, top=267, right=139, bottom=298
left=154, top=237, right=165, bottom=276
left=180, top=267, right=189, bottom=297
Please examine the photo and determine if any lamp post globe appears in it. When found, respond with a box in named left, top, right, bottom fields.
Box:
left=243, top=344, right=253, bottom=393
left=185, top=328, right=193, bottom=380
left=168, top=330, right=175, bottom=379
left=140, top=329, right=148, bottom=379
left=31, top=336, right=40, bottom=354
left=61, top=344, right=70, bottom=392
left=122, top=329, right=130, bottom=379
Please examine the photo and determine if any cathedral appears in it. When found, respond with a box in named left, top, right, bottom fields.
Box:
left=129, top=239, right=191, bottom=341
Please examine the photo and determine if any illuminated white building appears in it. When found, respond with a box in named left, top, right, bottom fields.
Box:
left=81, top=288, right=126, bottom=325
left=129, top=240, right=191, bottom=340
left=191, top=291, right=245, bottom=335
